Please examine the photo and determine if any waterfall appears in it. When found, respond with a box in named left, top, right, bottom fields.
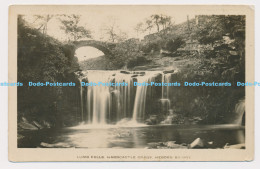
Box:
left=87, top=85, right=92, bottom=124
left=78, top=70, right=168, bottom=125
left=160, top=73, right=172, bottom=115
left=132, top=72, right=158, bottom=122
left=234, top=98, right=245, bottom=125
left=132, top=76, right=148, bottom=122
left=84, top=71, right=135, bottom=124
left=162, top=73, right=171, bottom=99
left=79, top=79, right=84, bottom=122
left=114, top=74, right=133, bottom=120
left=86, top=71, right=112, bottom=124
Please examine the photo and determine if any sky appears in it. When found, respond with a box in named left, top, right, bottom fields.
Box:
left=23, top=6, right=195, bottom=61
left=23, top=6, right=195, bottom=42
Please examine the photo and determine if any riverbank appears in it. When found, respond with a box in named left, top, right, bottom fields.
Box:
left=18, top=124, right=245, bottom=149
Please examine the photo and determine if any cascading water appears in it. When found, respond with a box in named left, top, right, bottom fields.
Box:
left=78, top=70, right=171, bottom=125
left=114, top=74, right=133, bottom=121
left=85, top=71, right=112, bottom=125
left=79, top=78, right=84, bottom=122
left=132, top=74, right=156, bottom=122
left=161, top=73, right=171, bottom=99
left=234, top=98, right=245, bottom=125
left=160, top=73, right=172, bottom=115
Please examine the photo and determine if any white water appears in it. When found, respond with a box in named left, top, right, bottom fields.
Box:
left=114, top=74, right=133, bottom=121
left=78, top=71, right=245, bottom=128
left=79, top=79, right=84, bottom=121
left=86, top=71, right=112, bottom=124
left=234, top=98, right=245, bottom=125
left=162, top=73, right=172, bottom=99
left=132, top=72, right=159, bottom=122
left=79, top=71, right=163, bottom=125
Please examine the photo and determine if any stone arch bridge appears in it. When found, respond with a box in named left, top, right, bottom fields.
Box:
left=63, top=40, right=117, bottom=72
left=71, top=40, right=116, bottom=56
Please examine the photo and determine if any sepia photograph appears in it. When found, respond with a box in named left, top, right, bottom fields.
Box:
left=8, top=5, right=254, bottom=161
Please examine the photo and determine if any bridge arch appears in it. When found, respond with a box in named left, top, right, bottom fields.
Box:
left=72, top=40, right=113, bottom=56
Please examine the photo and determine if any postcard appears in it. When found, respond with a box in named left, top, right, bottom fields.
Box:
left=8, top=5, right=254, bottom=161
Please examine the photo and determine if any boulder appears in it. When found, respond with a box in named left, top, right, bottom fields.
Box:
left=145, top=119, right=153, bottom=125
left=32, top=121, right=44, bottom=129
left=163, top=70, right=174, bottom=74
left=229, top=50, right=239, bottom=56
left=133, top=66, right=153, bottom=71
left=165, top=141, right=176, bottom=147
left=224, top=143, right=245, bottom=149
left=148, top=141, right=188, bottom=149
left=145, top=115, right=158, bottom=125
left=147, top=142, right=160, bottom=148
left=18, top=122, right=38, bottom=130
left=163, top=141, right=187, bottom=149
left=161, top=111, right=178, bottom=124
left=189, top=138, right=204, bottom=149
left=40, top=142, right=71, bottom=148
left=17, top=134, right=25, bottom=140
left=120, top=70, right=130, bottom=74
left=43, top=121, right=51, bottom=128
left=131, top=75, right=138, bottom=78
left=21, top=117, right=28, bottom=123
left=207, top=141, right=213, bottom=145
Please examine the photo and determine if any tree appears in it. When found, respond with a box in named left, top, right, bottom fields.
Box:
left=151, top=14, right=161, bottom=32
left=159, top=15, right=172, bottom=31
left=145, top=19, right=154, bottom=35
left=134, top=22, right=144, bottom=38
left=143, top=14, right=173, bottom=35
left=18, top=16, right=81, bottom=127
left=59, top=15, right=91, bottom=42
left=103, top=18, right=128, bottom=43
left=29, top=15, right=54, bottom=35
left=104, top=21, right=117, bottom=42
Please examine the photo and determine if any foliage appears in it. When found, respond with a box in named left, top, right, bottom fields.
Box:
left=139, top=14, right=173, bottom=35
left=195, top=15, right=245, bottom=45
left=110, top=39, right=143, bottom=68
left=145, top=19, right=154, bottom=34
left=161, top=15, right=246, bottom=124
left=173, top=59, right=245, bottom=124
left=59, top=15, right=91, bottom=41
left=134, top=22, right=145, bottom=38
left=149, top=14, right=173, bottom=33
left=165, top=37, right=185, bottom=52
left=18, top=16, right=79, bottom=127
left=140, top=41, right=162, bottom=53
left=127, top=57, right=151, bottom=69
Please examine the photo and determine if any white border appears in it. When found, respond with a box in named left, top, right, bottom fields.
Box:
left=1, top=0, right=259, bottom=169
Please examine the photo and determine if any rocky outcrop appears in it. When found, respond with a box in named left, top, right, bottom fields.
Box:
left=189, top=138, right=204, bottom=148
left=224, top=143, right=245, bottom=149
left=18, top=117, right=52, bottom=131
left=147, top=141, right=187, bottom=149
left=145, top=115, right=159, bottom=125
left=147, top=138, right=220, bottom=149
left=40, top=142, right=72, bottom=148
left=160, top=111, right=178, bottom=124
left=18, top=122, right=39, bottom=130
left=163, top=70, right=175, bottom=74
